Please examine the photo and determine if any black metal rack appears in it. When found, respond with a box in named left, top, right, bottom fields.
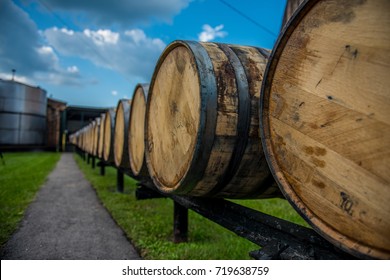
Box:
left=80, top=149, right=355, bottom=260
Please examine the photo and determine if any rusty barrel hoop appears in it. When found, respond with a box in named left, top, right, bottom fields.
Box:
left=145, top=40, right=280, bottom=198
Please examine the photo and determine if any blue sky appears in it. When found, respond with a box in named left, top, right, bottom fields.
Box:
left=0, top=0, right=287, bottom=108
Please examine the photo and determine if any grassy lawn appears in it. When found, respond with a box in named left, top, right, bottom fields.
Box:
left=75, top=153, right=308, bottom=259
left=0, top=152, right=61, bottom=246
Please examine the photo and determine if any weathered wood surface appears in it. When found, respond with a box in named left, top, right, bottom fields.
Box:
left=86, top=122, right=94, bottom=155
left=146, top=44, right=200, bottom=193
left=260, top=0, right=390, bottom=259
left=92, top=117, right=100, bottom=157
left=103, top=109, right=116, bottom=164
left=97, top=113, right=106, bottom=159
left=128, top=84, right=149, bottom=177
left=145, top=40, right=280, bottom=198
left=114, top=99, right=131, bottom=169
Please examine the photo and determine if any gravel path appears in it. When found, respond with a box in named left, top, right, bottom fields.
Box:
left=0, top=153, right=140, bottom=260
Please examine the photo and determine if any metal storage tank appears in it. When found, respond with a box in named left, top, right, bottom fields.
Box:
left=0, top=79, right=47, bottom=146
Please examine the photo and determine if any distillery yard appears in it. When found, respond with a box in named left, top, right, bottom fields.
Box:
left=0, top=151, right=308, bottom=260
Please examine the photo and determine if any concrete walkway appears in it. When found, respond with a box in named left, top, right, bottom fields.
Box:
left=0, top=153, right=140, bottom=260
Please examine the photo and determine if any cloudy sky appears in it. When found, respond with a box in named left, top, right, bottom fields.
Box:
left=0, top=0, right=286, bottom=107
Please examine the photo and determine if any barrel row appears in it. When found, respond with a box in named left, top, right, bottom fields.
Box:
left=70, top=84, right=150, bottom=180
left=70, top=0, right=390, bottom=259
left=71, top=43, right=278, bottom=198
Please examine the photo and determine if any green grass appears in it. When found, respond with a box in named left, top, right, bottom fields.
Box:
left=75, top=154, right=309, bottom=260
left=0, top=152, right=61, bottom=246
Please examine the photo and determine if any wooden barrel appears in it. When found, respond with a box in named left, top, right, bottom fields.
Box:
left=114, top=99, right=132, bottom=169
left=82, top=125, right=88, bottom=152
left=71, top=133, right=78, bottom=146
left=78, top=128, right=84, bottom=150
left=103, top=109, right=116, bottom=163
left=128, top=83, right=149, bottom=177
left=92, top=117, right=100, bottom=157
left=92, top=119, right=96, bottom=155
left=83, top=126, right=88, bottom=152
left=87, top=122, right=94, bottom=155
left=145, top=40, right=281, bottom=198
left=97, top=113, right=106, bottom=159
left=84, top=125, right=90, bottom=153
left=260, top=0, right=390, bottom=259
left=81, top=126, right=87, bottom=152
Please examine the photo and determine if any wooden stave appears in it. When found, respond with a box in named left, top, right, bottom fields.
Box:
left=145, top=40, right=280, bottom=198
left=259, top=0, right=390, bottom=259
left=213, top=45, right=281, bottom=199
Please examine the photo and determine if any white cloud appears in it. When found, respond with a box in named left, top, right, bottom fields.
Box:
left=125, top=29, right=165, bottom=49
left=67, top=66, right=79, bottom=73
left=125, top=29, right=146, bottom=44
left=0, top=72, right=34, bottom=85
left=0, top=0, right=84, bottom=86
left=111, top=90, right=118, bottom=96
left=198, top=24, right=228, bottom=42
left=0, top=0, right=171, bottom=88
left=60, top=28, right=74, bottom=35
left=44, top=27, right=166, bottom=82
left=36, top=46, right=59, bottom=64
left=84, top=29, right=119, bottom=45
left=37, top=46, right=55, bottom=55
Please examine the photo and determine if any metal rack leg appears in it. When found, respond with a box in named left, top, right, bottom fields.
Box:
left=117, top=169, right=124, bottom=193
left=100, top=162, right=105, bottom=176
left=173, top=201, right=188, bottom=243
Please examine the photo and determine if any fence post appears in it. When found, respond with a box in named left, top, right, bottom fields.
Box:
left=117, top=169, right=124, bottom=193
left=92, top=156, right=96, bottom=169
left=100, top=161, right=105, bottom=176
left=173, top=201, right=188, bottom=243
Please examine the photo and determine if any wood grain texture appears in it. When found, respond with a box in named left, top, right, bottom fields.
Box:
left=103, top=109, right=116, bottom=163
left=192, top=42, right=238, bottom=195
left=218, top=45, right=280, bottom=198
left=146, top=45, right=200, bottom=190
left=97, top=113, right=106, bottom=159
left=129, top=84, right=149, bottom=176
left=261, top=0, right=390, bottom=259
left=92, top=118, right=100, bottom=156
left=87, top=122, right=94, bottom=155
left=114, top=99, right=131, bottom=168
left=146, top=41, right=279, bottom=198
